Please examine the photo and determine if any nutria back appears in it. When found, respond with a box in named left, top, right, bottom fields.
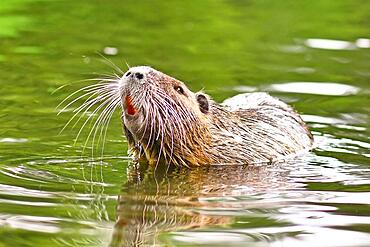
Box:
left=210, top=92, right=313, bottom=164
left=117, top=66, right=313, bottom=167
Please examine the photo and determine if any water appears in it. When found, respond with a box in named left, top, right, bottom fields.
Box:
left=0, top=0, right=369, bottom=246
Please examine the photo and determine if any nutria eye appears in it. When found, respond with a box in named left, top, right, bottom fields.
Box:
left=174, top=86, right=184, bottom=95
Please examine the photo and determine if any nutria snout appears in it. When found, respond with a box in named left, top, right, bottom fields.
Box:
left=119, top=66, right=313, bottom=167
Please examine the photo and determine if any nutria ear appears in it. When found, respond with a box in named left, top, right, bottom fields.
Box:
left=196, top=93, right=209, bottom=114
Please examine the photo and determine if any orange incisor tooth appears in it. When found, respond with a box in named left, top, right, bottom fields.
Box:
left=125, top=95, right=136, bottom=115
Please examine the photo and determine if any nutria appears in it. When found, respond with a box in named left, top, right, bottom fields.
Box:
left=119, top=66, right=313, bottom=167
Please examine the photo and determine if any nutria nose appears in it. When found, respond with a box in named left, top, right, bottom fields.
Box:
left=124, top=71, right=143, bottom=80
left=135, top=72, right=144, bottom=80
left=123, top=66, right=151, bottom=81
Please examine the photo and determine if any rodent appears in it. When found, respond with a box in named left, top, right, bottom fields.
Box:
left=120, top=66, right=313, bottom=167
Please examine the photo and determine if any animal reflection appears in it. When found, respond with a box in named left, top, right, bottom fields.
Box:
left=109, top=162, right=300, bottom=246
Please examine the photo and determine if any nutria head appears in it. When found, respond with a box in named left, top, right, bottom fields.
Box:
left=119, top=66, right=213, bottom=166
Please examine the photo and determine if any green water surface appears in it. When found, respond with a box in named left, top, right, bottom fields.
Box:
left=0, top=0, right=369, bottom=246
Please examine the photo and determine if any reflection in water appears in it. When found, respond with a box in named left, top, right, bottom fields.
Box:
left=109, top=162, right=303, bottom=246
left=304, top=39, right=356, bottom=50
left=0, top=138, right=28, bottom=143
left=109, top=153, right=370, bottom=247
left=356, top=38, right=370, bottom=48
left=304, top=38, right=370, bottom=50
left=103, top=47, right=119, bottom=56
left=266, top=82, right=359, bottom=96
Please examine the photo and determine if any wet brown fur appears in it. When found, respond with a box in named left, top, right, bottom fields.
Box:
left=121, top=67, right=313, bottom=167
